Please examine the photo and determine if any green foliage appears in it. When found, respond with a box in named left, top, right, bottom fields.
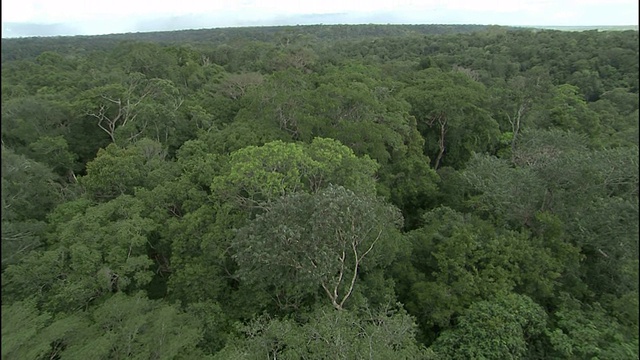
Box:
left=378, top=116, right=441, bottom=229
left=2, top=293, right=207, bottom=359
left=80, top=138, right=177, bottom=201
left=217, top=303, right=428, bottom=359
left=1, top=220, right=47, bottom=268
left=213, top=140, right=314, bottom=203
left=401, top=68, right=500, bottom=169
left=431, top=293, right=547, bottom=359
left=1, top=148, right=63, bottom=221
left=186, top=301, right=231, bottom=354
left=164, top=203, right=236, bottom=307
left=396, top=207, right=562, bottom=336
left=532, top=84, right=602, bottom=141
left=1, top=96, right=73, bottom=150
left=63, top=293, right=206, bottom=359
left=3, top=195, right=158, bottom=312
left=28, top=135, right=79, bottom=176
left=589, top=88, right=639, bottom=147
left=463, top=153, right=546, bottom=228
left=1, top=300, right=90, bottom=360
left=211, top=138, right=380, bottom=208
left=1, top=149, right=64, bottom=267
left=234, top=185, right=404, bottom=310
left=1, top=299, right=52, bottom=358
left=465, top=129, right=639, bottom=299
left=547, top=294, right=639, bottom=359
left=1, top=25, right=638, bottom=358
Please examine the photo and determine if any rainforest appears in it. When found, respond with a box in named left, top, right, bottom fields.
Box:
left=1, top=24, right=638, bottom=359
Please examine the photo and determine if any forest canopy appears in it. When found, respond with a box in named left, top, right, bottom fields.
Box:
left=1, top=24, right=638, bottom=359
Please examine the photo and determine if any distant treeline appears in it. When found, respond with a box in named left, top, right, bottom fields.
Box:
left=1, top=24, right=509, bottom=62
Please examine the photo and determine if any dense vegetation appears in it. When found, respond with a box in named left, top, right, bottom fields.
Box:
left=2, top=24, right=638, bottom=359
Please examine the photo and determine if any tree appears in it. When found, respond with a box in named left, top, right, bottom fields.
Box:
left=431, top=293, right=547, bottom=359
left=379, top=141, right=440, bottom=229
left=393, top=206, right=565, bottom=343
left=3, top=195, right=158, bottom=312
left=488, top=66, right=554, bottom=157
left=216, top=302, right=428, bottom=359
left=233, top=186, right=403, bottom=310
left=464, top=129, right=638, bottom=301
left=80, top=74, right=184, bottom=145
left=28, top=135, right=79, bottom=177
left=231, top=68, right=313, bottom=142
left=463, top=153, right=547, bottom=229
left=166, top=138, right=381, bottom=314
left=529, top=84, right=602, bottom=143
left=1, top=147, right=63, bottom=222
left=1, top=300, right=90, bottom=360
left=547, top=294, right=639, bottom=359
left=80, top=138, right=177, bottom=201
left=217, top=72, right=264, bottom=100
left=401, top=68, right=499, bottom=169
left=63, top=293, right=206, bottom=359
left=2, top=293, right=208, bottom=359
left=116, top=78, right=186, bottom=149
left=1, top=95, right=74, bottom=154
left=211, top=138, right=379, bottom=208
left=589, top=88, right=639, bottom=147
left=305, top=64, right=411, bottom=164
left=81, top=74, right=153, bottom=143
left=2, top=299, right=52, bottom=358
left=1, top=148, right=64, bottom=267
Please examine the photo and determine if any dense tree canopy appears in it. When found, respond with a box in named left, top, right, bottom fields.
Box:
left=2, top=24, right=638, bottom=358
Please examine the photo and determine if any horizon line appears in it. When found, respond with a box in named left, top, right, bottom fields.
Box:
left=2, top=23, right=638, bottom=40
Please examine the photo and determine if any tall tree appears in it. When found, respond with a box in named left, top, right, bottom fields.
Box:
left=402, top=68, right=499, bottom=169
left=233, top=186, right=404, bottom=310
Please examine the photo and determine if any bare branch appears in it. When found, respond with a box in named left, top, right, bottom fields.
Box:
left=338, top=240, right=360, bottom=309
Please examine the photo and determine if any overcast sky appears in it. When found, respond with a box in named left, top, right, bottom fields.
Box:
left=2, top=0, right=639, bottom=38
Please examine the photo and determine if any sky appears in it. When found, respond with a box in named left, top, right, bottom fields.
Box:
left=2, top=0, right=639, bottom=38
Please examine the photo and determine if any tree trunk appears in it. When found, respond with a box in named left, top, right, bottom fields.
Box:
left=433, top=114, right=447, bottom=170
